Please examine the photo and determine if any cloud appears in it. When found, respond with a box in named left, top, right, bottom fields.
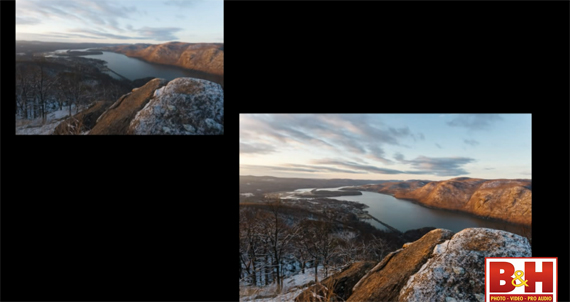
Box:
left=239, top=164, right=366, bottom=174
left=164, top=0, right=197, bottom=8
left=463, top=139, right=480, bottom=146
left=16, top=0, right=163, bottom=40
left=282, top=164, right=365, bottom=174
left=312, top=159, right=406, bottom=175
left=17, top=0, right=134, bottom=30
left=240, top=142, right=276, bottom=155
left=393, top=152, right=405, bottom=161
left=239, top=114, right=422, bottom=165
left=67, top=27, right=183, bottom=41
left=446, top=114, right=503, bottom=130
left=45, top=32, right=105, bottom=39
left=70, top=28, right=139, bottom=40
left=395, top=155, right=475, bottom=176
left=136, top=27, right=183, bottom=41
left=16, top=16, right=41, bottom=25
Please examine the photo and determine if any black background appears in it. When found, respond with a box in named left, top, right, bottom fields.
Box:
left=2, top=1, right=569, bottom=301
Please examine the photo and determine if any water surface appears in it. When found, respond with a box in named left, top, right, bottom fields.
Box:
left=288, top=187, right=529, bottom=237
left=82, top=51, right=218, bottom=82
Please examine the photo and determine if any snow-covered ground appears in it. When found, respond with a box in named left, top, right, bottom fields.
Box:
left=15, top=105, right=87, bottom=135
left=240, top=266, right=341, bottom=302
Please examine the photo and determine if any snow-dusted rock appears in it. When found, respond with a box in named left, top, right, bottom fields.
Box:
left=294, top=261, right=376, bottom=302
left=53, top=100, right=112, bottom=135
left=398, top=228, right=531, bottom=302
left=90, top=78, right=168, bottom=135
left=127, top=77, right=223, bottom=135
left=347, top=229, right=454, bottom=302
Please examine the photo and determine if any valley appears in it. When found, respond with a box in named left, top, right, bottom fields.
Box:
left=15, top=41, right=224, bottom=135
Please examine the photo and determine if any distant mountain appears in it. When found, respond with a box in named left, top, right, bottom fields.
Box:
left=360, top=177, right=531, bottom=225
left=239, top=175, right=400, bottom=194
left=105, top=42, right=223, bottom=77
left=16, top=40, right=124, bottom=54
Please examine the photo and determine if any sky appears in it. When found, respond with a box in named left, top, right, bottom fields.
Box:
left=16, top=0, right=223, bottom=43
left=240, top=114, right=532, bottom=181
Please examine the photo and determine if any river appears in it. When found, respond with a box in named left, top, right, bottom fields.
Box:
left=47, top=49, right=222, bottom=84
left=285, top=187, right=528, bottom=237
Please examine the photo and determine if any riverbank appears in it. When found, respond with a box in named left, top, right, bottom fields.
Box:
left=55, top=50, right=103, bottom=56
left=105, top=50, right=224, bottom=87
left=367, top=189, right=531, bottom=228
left=294, top=188, right=363, bottom=198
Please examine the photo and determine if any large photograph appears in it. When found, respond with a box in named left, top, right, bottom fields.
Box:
left=16, top=0, right=223, bottom=135
left=239, top=114, right=531, bottom=301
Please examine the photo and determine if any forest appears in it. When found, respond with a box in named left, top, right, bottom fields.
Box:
left=239, top=196, right=428, bottom=296
left=15, top=55, right=134, bottom=124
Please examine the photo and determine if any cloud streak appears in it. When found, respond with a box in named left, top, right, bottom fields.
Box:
left=240, top=114, right=424, bottom=164
left=16, top=0, right=183, bottom=41
left=447, top=114, right=503, bottom=130
left=240, top=142, right=276, bottom=155
left=395, top=154, right=475, bottom=176
left=464, top=139, right=479, bottom=146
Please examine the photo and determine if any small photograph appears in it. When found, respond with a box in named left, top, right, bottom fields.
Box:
left=240, top=114, right=531, bottom=302
left=16, top=0, right=223, bottom=135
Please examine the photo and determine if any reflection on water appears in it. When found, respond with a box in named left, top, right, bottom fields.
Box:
left=81, top=51, right=221, bottom=83
left=288, top=187, right=529, bottom=237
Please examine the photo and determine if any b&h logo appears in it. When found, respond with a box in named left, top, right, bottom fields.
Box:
left=485, top=257, right=558, bottom=301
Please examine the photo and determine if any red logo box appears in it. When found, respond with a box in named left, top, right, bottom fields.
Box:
left=485, top=257, right=558, bottom=302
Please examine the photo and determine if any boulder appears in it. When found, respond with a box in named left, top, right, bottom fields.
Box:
left=89, top=78, right=169, bottom=135
left=347, top=229, right=454, bottom=302
left=398, top=228, right=531, bottom=302
left=127, top=77, right=223, bottom=135
left=53, top=101, right=112, bottom=135
left=294, top=261, right=376, bottom=302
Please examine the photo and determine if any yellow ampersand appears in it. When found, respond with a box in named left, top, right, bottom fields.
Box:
left=511, top=270, right=528, bottom=287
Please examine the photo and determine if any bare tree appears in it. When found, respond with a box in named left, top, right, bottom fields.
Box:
left=58, top=65, right=89, bottom=117
left=31, top=56, right=58, bottom=122
left=261, top=197, right=299, bottom=292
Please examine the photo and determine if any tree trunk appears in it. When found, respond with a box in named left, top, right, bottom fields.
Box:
left=279, top=260, right=284, bottom=292
left=251, top=257, right=257, bottom=286
left=264, top=253, right=269, bottom=286
left=314, top=259, right=318, bottom=283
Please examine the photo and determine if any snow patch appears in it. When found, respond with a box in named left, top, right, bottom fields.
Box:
left=154, top=86, right=165, bottom=97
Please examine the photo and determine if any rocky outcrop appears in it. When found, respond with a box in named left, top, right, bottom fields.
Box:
left=108, top=42, right=223, bottom=76
left=127, top=78, right=223, bottom=135
left=87, top=77, right=223, bottom=135
left=361, top=180, right=430, bottom=196
left=89, top=78, right=168, bottom=135
left=53, top=100, right=112, bottom=135
left=345, top=228, right=531, bottom=302
left=399, top=228, right=531, bottom=302
left=361, top=177, right=531, bottom=225
left=347, top=229, right=454, bottom=302
left=294, top=261, right=376, bottom=302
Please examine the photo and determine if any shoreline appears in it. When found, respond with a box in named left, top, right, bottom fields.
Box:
left=104, top=50, right=224, bottom=86
left=363, top=189, right=531, bottom=228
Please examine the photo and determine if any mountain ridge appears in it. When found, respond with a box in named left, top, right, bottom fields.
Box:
left=360, top=177, right=531, bottom=225
left=104, top=42, right=223, bottom=79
